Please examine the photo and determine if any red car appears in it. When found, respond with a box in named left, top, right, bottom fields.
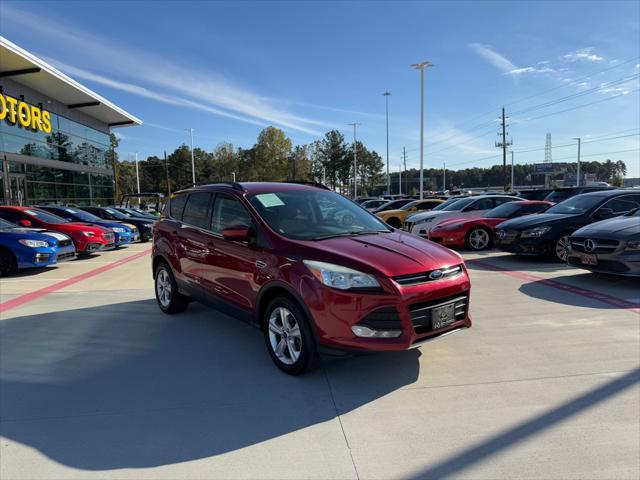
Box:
left=152, top=182, right=472, bottom=375
left=0, top=206, right=115, bottom=255
left=428, top=200, right=553, bottom=250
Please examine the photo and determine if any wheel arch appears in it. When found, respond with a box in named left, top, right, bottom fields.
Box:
left=256, top=282, right=319, bottom=340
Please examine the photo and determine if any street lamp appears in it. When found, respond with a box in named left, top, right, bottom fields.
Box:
left=188, top=128, right=196, bottom=185
left=573, top=137, right=581, bottom=187
left=411, top=61, right=434, bottom=199
left=348, top=123, right=361, bottom=198
left=383, top=92, right=392, bottom=195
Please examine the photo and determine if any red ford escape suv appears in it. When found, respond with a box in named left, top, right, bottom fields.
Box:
left=152, top=182, right=472, bottom=374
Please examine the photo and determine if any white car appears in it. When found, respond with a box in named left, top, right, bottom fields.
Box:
left=404, top=195, right=520, bottom=237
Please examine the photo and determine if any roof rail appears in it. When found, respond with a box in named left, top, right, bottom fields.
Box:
left=283, top=180, right=330, bottom=190
left=175, top=181, right=245, bottom=192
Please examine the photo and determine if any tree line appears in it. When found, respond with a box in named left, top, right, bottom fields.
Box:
left=111, top=126, right=628, bottom=199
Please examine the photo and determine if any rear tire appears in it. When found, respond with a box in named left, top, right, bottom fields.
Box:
left=0, top=249, right=18, bottom=276
left=263, top=296, right=318, bottom=375
left=154, top=261, right=189, bottom=313
left=466, top=227, right=492, bottom=250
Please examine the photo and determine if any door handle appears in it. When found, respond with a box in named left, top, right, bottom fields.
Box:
left=255, top=260, right=267, bottom=269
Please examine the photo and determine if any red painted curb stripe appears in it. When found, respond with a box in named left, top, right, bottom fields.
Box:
left=468, top=258, right=640, bottom=314
left=0, top=248, right=152, bottom=314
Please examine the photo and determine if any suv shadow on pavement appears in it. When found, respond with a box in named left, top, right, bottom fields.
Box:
left=0, top=299, right=420, bottom=471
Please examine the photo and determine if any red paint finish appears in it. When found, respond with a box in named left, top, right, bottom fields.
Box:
left=0, top=248, right=152, bottom=314
left=0, top=206, right=114, bottom=253
left=429, top=201, right=553, bottom=248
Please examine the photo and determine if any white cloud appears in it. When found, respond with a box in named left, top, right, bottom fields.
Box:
left=469, top=43, right=517, bottom=73
left=1, top=4, right=326, bottom=136
left=507, top=66, right=554, bottom=75
left=564, top=47, right=604, bottom=62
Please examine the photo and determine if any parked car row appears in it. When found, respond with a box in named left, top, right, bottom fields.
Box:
left=0, top=205, right=156, bottom=276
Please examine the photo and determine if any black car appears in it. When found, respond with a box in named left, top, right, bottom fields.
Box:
left=495, top=190, right=640, bottom=262
left=517, top=189, right=553, bottom=201
left=80, top=206, right=155, bottom=242
left=543, top=186, right=611, bottom=203
left=112, top=206, right=158, bottom=220
left=371, top=198, right=413, bottom=213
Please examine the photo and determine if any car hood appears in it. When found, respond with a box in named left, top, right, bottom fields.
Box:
left=406, top=210, right=453, bottom=223
left=377, top=209, right=406, bottom=218
left=306, top=231, right=463, bottom=277
left=573, top=215, right=640, bottom=238
left=0, top=229, right=58, bottom=243
left=497, top=213, right=575, bottom=230
left=10, top=228, right=72, bottom=242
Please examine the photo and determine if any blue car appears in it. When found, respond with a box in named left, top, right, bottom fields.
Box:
left=38, top=206, right=135, bottom=247
left=0, top=218, right=62, bottom=275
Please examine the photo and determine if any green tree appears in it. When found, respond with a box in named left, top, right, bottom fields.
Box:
left=247, top=126, right=293, bottom=181
left=314, top=130, right=349, bottom=190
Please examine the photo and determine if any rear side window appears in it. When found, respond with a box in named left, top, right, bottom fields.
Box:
left=601, top=196, right=640, bottom=214
left=521, top=203, right=550, bottom=214
left=169, top=194, right=188, bottom=220
left=182, top=192, right=212, bottom=229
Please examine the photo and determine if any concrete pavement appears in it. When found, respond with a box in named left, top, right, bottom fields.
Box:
left=1, top=244, right=638, bottom=479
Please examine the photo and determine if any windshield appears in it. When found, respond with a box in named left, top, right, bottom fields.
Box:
left=249, top=190, right=391, bottom=240
left=483, top=202, right=522, bottom=218
left=432, top=198, right=460, bottom=211
left=0, top=218, right=17, bottom=229
left=400, top=200, right=422, bottom=211
left=102, top=208, right=130, bottom=220
left=545, top=195, right=604, bottom=215
left=58, top=208, right=103, bottom=223
left=25, top=209, right=68, bottom=224
left=373, top=199, right=412, bottom=212
left=440, top=197, right=476, bottom=211
left=545, top=190, right=573, bottom=203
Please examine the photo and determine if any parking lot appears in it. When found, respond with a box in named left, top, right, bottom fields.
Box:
left=0, top=244, right=638, bottom=480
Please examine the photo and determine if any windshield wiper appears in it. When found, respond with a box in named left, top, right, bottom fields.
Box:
left=312, top=230, right=386, bottom=241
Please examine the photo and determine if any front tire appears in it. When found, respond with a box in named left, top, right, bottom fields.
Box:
left=0, top=249, right=18, bottom=276
left=466, top=227, right=492, bottom=250
left=263, top=297, right=318, bottom=375
left=553, top=235, right=570, bottom=262
left=154, top=262, right=189, bottom=313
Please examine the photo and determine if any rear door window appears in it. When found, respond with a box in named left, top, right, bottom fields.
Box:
left=211, top=195, right=253, bottom=234
left=182, top=192, right=212, bottom=229
left=600, top=195, right=640, bottom=214
left=169, top=194, right=188, bottom=220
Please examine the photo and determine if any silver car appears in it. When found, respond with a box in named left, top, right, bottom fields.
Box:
left=568, top=208, right=640, bottom=276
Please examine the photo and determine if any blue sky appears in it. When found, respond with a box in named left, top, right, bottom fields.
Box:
left=1, top=0, right=639, bottom=176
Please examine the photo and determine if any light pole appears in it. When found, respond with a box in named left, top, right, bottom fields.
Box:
left=442, top=162, right=446, bottom=192
left=398, top=164, right=402, bottom=195
left=573, top=137, right=581, bottom=187
left=510, top=151, right=515, bottom=191
left=411, top=61, right=434, bottom=199
left=383, top=92, right=391, bottom=195
left=134, top=152, right=140, bottom=194
left=189, top=128, right=196, bottom=185
left=348, top=123, right=361, bottom=198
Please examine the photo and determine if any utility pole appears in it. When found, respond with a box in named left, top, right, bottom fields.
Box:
left=383, top=92, right=391, bottom=195
left=443, top=162, right=446, bottom=191
left=411, top=61, right=434, bottom=199
left=189, top=128, right=196, bottom=185
left=348, top=123, right=361, bottom=198
left=573, top=137, right=581, bottom=187
left=510, top=151, right=515, bottom=191
left=164, top=150, right=171, bottom=196
left=398, top=164, right=402, bottom=195
left=495, top=107, right=512, bottom=192
left=402, top=146, right=408, bottom=194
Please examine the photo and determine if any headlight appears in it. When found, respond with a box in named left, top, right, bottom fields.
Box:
left=112, top=227, right=125, bottom=233
left=303, top=260, right=380, bottom=291
left=81, top=231, right=95, bottom=237
left=18, top=239, right=49, bottom=248
left=625, top=240, right=640, bottom=251
left=521, top=226, right=551, bottom=238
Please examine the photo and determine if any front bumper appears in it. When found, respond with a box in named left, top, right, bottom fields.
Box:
left=567, top=239, right=640, bottom=276
left=428, top=229, right=466, bottom=248
left=114, top=232, right=132, bottom=246
left=494, top=234, right=548, bottom=255
left=17, top=247, right=58, bottom=269
left=56, top=244, right=76, bottom=261
left=300, top=270, right=472, bottom=351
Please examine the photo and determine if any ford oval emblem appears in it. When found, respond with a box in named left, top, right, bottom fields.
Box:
left=429, top=269, right=444, bottom=280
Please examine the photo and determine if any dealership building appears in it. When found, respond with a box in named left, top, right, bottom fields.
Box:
left=0, top=37, right=141, bottom=206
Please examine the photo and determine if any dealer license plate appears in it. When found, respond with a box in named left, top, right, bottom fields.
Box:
left=581, top=254, right=597, bottom=266
left=432, top=303, right=456, bottom=330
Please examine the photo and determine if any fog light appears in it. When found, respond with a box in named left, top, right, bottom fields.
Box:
left=35, top=253, right=50, bottom=262
left=351, top=325, right=402, bottom=338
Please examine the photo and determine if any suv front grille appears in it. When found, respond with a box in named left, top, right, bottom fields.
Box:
left=409, top=293, right=468, bottom=334
left=393, top=265, right=463, bottom=286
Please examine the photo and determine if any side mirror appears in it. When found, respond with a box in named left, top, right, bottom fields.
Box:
left=18, top=219, right=31, bottom=227
left=222, top=225, right=251, bottom=242
left=596, top=208, right=614, bottom=219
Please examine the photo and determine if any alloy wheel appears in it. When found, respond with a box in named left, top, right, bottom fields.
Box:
left=555, top=235, right=570, bottom=262
left=268, top=307, right=302, bottom=365
left=156, top=268, right=172, bottom=307
left=469, top=228, right=490, bottom=250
